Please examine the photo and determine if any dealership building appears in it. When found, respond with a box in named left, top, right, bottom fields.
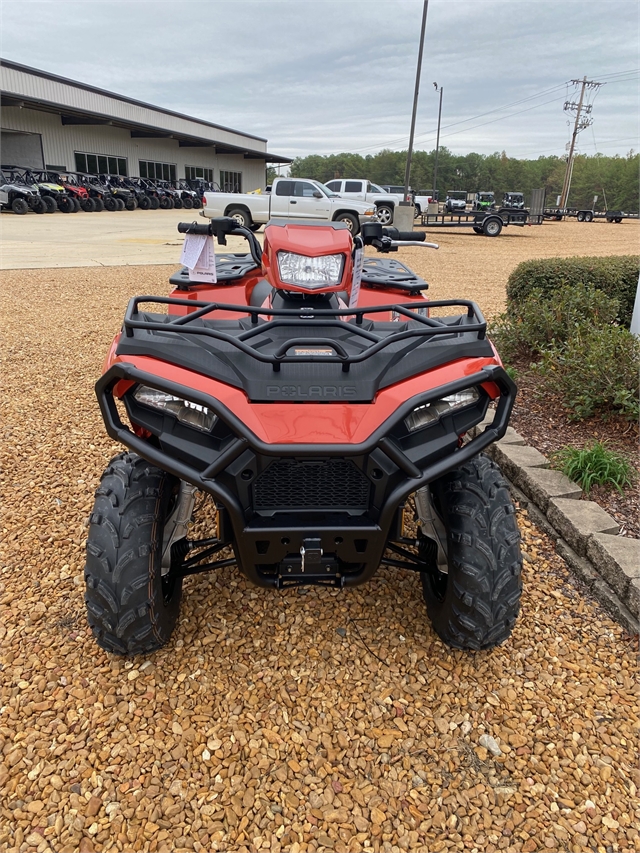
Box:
left=0, top=58, right=289, bottom=191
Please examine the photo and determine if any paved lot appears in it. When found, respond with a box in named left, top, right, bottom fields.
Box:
left=0, top=209, right=251, bottom=269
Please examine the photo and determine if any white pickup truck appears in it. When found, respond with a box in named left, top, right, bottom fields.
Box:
left=202, top=177, right=376, bottom=234
left=324, top=179, right=406, bottom=226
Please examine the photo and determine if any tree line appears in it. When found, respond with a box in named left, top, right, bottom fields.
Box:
left=285, top=148, right=638, bottom=211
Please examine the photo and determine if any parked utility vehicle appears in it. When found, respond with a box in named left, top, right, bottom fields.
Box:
left=0, top=168, right=45, bottom=214
left=203, top=177, right=376, bottom=233
left=445, top=191, right=467, bottom=213
left=84, top=216, right=522, bottom=656
left=474, top=192, right=495, bottom=211
left=502, top=192, right=525, bottom=210
left=326, top=179, right=406, bottom=225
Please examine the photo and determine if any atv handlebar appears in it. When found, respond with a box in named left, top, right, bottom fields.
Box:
left=178, top=218, right=262, bottom=266
left=360, top=222, right=438, bottom=252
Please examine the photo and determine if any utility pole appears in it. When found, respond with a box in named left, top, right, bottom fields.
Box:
left=559, top=76, right=601, bottom=208
left=402, top=0, right=429, bottom=204
left=432, top=82, right=443, bottom=200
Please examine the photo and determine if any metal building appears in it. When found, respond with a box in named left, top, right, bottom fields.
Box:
left=0, top=59, right=290, bottom=190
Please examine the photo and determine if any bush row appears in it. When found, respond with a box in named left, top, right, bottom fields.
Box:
left=505, top=255, right=639, bottom=329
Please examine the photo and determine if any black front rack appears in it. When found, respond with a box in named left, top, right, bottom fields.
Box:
left=123, top=296, right=487, bottom=373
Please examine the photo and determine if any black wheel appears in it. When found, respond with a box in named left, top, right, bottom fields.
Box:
left=115, top=198, right=125, bottom=211
left=159, top=196, right=172, bottom=209
left=71, top=198, right=81, bottom=212
left=473, top=226, right=483, bottom=234
left=149, top=196, right=160, bottom=210
left=482, top=217, right=502, bottom=237
left=227, top=207, right=251, bottom=228
left=93, top=197, right=105, bottom=212
left=577, top=211, right=585, bottom=222
left=192, top=197, right=202, bottom=209
left=58, top=196, right=75, bottom=213
left=182, top=196, right=193, bottom=210
left=84, top=452, right=184, bottom=655
left=81, top=197, right=96, bottom=212
left=334, top=211, right=359, bottom=233
left=125, top=197, right=137, bottom=211
left=138, top=195, right=151, bottom=210
left=585, top=211, right=593, bottom=222
left=43, top=196, right=57, bottom=213
left=11, top=197, right=28, bottom=214
left=420, top=454, right=522, bottom=650
left=32, top=198, right=47, bottom=214
left=249, top=223, right=262, bottom=232
left=376, top=204, right=393, bottom=225
left=615, top=217, right=623, bottom=223
left=104, top=195, right=117, bottom=212
left=173, top=197, right=183, bottom=209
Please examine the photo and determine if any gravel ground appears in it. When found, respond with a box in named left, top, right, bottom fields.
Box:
left=2, top=252, right=639, bottom=853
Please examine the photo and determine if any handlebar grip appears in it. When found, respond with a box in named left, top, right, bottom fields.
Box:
left=177, top=221, right=211, bottom=235
left=381, top=227, right=426, bottom=242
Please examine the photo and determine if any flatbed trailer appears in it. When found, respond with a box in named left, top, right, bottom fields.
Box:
left=417, top=207, right=530, bottom=237
left=543, top=207, right=639, bottom=223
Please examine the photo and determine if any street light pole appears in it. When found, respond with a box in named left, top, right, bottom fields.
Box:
left=432, top=82, right=443, bottom=201
left=402, top=0, right=429, bottom=204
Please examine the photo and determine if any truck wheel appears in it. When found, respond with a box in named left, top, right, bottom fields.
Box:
left=334, top=212, right=359, bottom=233
left=227, top=207, right=252, bottom=228
left=249, top=223, right=262, bottom=232
left=376, top=204, right=393, bottom=225
left=32, top=198, right=47, bottom=214
left=84, top=452, right=184, bottom=656
left=482, top=217, right=502, bottom=237
left=43, top=196, right=57, bottom=213
left=81, top=198, right=96, bottom=212
left=420, top=454, right=522, bottom=650
left=149, top=196, right=160, bottom=210
left=182, top=197, right=193, bottom=210
left=11, top=197, right=28, bottom=214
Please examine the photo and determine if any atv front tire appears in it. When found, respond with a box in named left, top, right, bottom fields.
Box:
left=421, top=454, right=522, bottom=650
left=84, top=452, right=183, bottom=655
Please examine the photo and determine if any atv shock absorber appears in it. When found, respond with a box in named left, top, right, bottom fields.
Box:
left=414, top=486, right=448, bottom=571
left=161, top=482, right=198, bottom=574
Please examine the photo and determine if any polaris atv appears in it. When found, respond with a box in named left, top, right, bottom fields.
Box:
left=99, top=175, right=136, bottom=211
left=85, top=217, right=522, bottom=656
left=0, top=168, right=46, bottom=214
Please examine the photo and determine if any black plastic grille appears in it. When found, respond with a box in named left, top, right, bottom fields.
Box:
left=253, top=459, right=371, bottom=512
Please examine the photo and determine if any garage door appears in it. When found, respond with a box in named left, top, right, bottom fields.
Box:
left=1, top=130, right=44, bottom=169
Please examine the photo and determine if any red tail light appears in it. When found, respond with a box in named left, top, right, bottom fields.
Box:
left=202, top=196, right=206, bottom=205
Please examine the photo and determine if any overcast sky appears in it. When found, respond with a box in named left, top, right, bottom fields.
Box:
left=1, top=0, right=637, bottom=161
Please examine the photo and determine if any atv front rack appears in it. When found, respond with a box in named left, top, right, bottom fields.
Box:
left=123, top=296, right=487, bottom=373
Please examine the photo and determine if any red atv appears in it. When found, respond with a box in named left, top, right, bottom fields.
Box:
left=85, top=218, right=522, bottom=655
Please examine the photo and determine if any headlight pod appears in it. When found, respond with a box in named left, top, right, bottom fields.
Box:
left=404, top=388, right=480, bottom=432
left=134, top=385, right=217, bottom=432
left=277, top=251, right=344, bottom=289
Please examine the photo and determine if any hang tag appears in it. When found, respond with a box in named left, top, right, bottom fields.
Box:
left=349, top=247, right=364, bottom=308
left=180, top=233, right=217, bottom=283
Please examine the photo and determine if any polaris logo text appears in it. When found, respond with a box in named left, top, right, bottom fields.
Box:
left=266, top=385, right=357, bottom=398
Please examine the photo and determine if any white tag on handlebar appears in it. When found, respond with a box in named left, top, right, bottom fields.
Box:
left=349, top=247, right=364, bottom=308
left=180, top=233, right=207, bottom=268
left=181, top=234, right=217, bottom=283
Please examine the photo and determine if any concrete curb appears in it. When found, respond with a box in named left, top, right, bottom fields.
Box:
left=470, top=414, right=640, bottom=634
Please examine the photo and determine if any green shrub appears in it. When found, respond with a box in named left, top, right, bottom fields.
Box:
left=506, top=255, right=639, bottom=328
left=535, top=324, right=640, bottom=421
left=552, top=442, right=635, bottom=495
left=490, top=282, right=619, bottom=362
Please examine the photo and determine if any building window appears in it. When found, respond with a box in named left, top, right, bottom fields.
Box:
left=220, top=170, right=242, bottom=193
left=139, top=160, right=176, bottom=182
left=75, top=152, right=127, bottom=176
left=185, top=166, right=214, bottom=182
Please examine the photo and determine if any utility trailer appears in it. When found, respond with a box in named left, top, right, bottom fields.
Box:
left=544, top=206, right=638, bottom=223
left=417, top=207, right=530, bottom=237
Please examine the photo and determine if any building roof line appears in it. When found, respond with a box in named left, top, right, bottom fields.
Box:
left=0, top=57, right=268, bottom=144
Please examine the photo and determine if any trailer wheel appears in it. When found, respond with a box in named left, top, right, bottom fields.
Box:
left=615, top=217, right=622, bottom=223
left=376, top=204, right=394, bottom=225
left=473, top=226, right=483, bottom=234
left=420, top=454, right=522, bottom=650
left=482, top=217, right=502, bottom=237
left=227, top=207, right=252, bottom=228
left=577, top=211, right=585, bottom=222
left=585, top=211, right=594, bottom=222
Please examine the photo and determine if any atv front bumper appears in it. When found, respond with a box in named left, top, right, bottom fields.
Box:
left=97, top=363, right=516, bottom=588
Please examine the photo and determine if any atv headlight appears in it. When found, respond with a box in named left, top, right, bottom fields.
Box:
left=134, top=386, right=217, bottom=432
left=404, top=388, right=480, bottom=432
left=277, top=252, right=344, bottom=289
